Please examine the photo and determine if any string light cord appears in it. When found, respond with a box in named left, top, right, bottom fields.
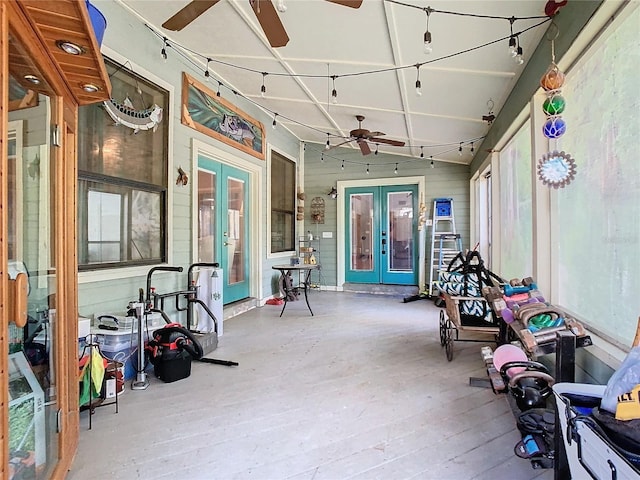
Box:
left=145, top=26, right=485, bottom=152
left=145, top=16, right=549, bottom=81
left=304, top=137, right=485, bottom=171
left=385, top=0, right=550, bottom=21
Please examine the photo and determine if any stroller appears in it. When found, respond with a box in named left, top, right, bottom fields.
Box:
left=435, top=250, right=505, bottom=361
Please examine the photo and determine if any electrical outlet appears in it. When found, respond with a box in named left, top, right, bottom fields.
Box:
left=322, top=231, right=333, bottom=238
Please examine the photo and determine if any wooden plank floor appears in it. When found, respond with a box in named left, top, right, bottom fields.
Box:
left=68, top=292, right=553, bottom=480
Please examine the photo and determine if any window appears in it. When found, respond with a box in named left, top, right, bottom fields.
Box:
left=498, top=120, right=533, bottom=280
left=270, top=151, right=296, bottom=253
left=77, top=58, right=169, bottom=269
left=553, top=6, right=640, bottom=347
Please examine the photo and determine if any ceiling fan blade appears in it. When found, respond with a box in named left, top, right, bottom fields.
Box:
left=326, top=139, right=353, bottom=150
left=162, top=0, right=220, bottom=31
left=370, top=137, right=405, bottom=147
left=368, top=131, right=385, bottom=137
left=358, top=139, right=372, bottom=156
left=251, top=0, right=290, bottom=48
left=326, top=0, right=363, bottom=8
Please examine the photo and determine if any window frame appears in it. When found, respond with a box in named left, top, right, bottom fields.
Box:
left=268, top=147, right=297, bottom=257
left=77, top=48, right=174, bottom=279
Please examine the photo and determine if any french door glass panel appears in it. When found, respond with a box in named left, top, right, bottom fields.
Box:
left=7, top=91, right=59, bottom=479
left=349, top=192, right=374, bottom=272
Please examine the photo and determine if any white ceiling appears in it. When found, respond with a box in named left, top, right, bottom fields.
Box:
left=118, top=0, right=552, bottom=165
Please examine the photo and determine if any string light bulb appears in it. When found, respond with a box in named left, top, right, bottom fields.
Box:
left=415, top=65, right=422, bottom=96
left=508, top=36, right=517, bottom=57
left=374, top=144, right=379, bottom=155
left=331, top=76, right=338, bottom=104
left=508, top=18, right=517, bottom=57
left=420, top=146, right=424, bottom=159
left=394, top=163, right=398, bottom=175
left=204, top=58, right=211, bottom=81
left=216, top=81, right=221, bottom=97
left=321, top=153, right=324, bottom=163
left=261, top=72, right=267, bottom=97
left=272, top=113, right=278, bottom=129
left=161, top=37, right=168, bottom=62
left=470, top=142, right=475, bottom=156
left=515, top=43, right=524, bottom=65
left=458, top=142, right=463, bottom=156
left=366, top=164, right=370, bottom=175
left=341, top=160, right=344, bottom=170
left=325, top=133, right=330, bottom=150
left=430, top=156, right=435, bottom=168
left=423, top=8, right=433, bottom=54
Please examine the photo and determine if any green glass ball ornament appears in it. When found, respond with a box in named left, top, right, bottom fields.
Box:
left=543, top=94, right=566, bottom=116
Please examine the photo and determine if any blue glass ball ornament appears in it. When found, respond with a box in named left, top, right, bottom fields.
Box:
left=543, top=116, right=566, bottom=139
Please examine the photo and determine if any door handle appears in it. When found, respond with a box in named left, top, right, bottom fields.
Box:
left=224, top=242, right=230, bottom=246
left=9, top=272, right=28, bottom=327
left=381, top=238, right=386, bottom=255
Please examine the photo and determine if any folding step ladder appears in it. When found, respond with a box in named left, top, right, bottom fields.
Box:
left=428, top=198, right=462, bottom=296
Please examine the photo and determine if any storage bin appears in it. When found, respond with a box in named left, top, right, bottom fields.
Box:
left=93, top=312, right=165, bottom=332
left=553, top=382, right=639, bottom=479
left=90, top=328, right=155, bottom=380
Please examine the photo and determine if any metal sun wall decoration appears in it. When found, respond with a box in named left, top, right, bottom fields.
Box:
left=537, top=31, right=577, bottom=188
left=537, top=150, right=576, bottom=189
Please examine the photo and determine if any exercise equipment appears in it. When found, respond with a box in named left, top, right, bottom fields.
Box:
left=492, top=344, right=528, bottom=377
left=500, top=360, right=554, bottom=411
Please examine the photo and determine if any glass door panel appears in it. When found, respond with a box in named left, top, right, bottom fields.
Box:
left=7, top=84, right=59, bottom=478
left=350, top=192, right=374, bottom=272
left=382, top=186, right=418, bottom=284
left=197, top=170, right=217, bottom=263
left=225, top=176, right=246, bottom=285
left=345, top=188, right=379, bottom=283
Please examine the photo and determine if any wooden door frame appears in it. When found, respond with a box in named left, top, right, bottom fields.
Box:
left=1, top=2, right=110, bottom=478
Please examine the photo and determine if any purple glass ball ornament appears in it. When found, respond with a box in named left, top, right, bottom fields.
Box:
left=543, top=116, right=566, bottom=139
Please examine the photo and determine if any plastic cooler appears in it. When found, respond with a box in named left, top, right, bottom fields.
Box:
left=553, top=382, right=639, bottom=479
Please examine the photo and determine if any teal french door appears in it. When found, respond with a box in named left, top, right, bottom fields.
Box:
left=345, top=185, right=418, bottom=285
left=197, top=155, right=250, bottom=303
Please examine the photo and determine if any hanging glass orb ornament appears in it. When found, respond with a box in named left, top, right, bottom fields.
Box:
left=540, top=62, right=565, bottom=91
left=543, top=116, right=566, bottom=139
left=543, top=92, right=566, bottom=116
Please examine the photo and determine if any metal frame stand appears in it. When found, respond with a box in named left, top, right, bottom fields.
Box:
left=129, top=301, right=149, bottom=390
